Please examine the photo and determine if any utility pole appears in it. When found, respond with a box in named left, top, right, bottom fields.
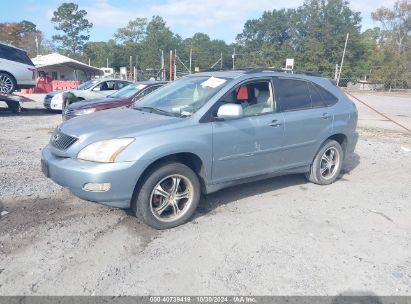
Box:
left=160, top=50, right=165, bottom=81
left=88, top=58, right=91, bottom=66
left=174, top=49, right=177, bottom=80
left=169, top=50, right=173, bottom=81
left=232, top=47, right=236, bottom=70
left=34, top=36, right=39, bottom=56
left=135, top=55, right=138, bottom=82
left=189, top=48, right=192, bottom=74
left=334, top=64, right=339, bottom=80
left=106, top=58, right=109, bottom=68
left=129, top=56, right=133, bottom=81
left=220, top=52, right=223, bottom=70
left=337, top=33, right=349, bottom=86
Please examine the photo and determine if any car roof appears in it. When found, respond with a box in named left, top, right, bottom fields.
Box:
left=188, top=69, right=324, bottom=80
left=0, top=42, right=28, bottom=53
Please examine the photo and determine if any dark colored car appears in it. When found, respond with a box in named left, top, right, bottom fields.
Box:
left=63, top=81, right=167, bottom=120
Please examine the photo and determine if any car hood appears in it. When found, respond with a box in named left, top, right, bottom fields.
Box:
left=46, top=89, right=67, bottom=97
left=60, top=107, right=181, bottom=140
left=69, top=97, right=124, bottom=110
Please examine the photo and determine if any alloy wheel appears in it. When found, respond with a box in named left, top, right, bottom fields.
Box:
left=149, top=174, right=194, bottom=223
left=0, top=74, right=14, bottom=93
left=320, top=147, right=340, bottom=180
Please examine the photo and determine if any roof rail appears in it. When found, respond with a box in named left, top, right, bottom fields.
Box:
left=242, top=67, right=321, bottom=77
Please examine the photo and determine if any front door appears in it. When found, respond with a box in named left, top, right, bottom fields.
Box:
left=211, top=79, right=285, bottom=184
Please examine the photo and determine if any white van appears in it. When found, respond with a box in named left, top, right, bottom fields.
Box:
left=0, top=43, right=36, bottom=93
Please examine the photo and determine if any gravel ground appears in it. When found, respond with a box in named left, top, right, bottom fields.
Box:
left=0, top=95, right=410, bottom=295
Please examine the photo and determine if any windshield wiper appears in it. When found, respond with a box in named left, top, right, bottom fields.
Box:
left=135, top=106, right=177, bottom=117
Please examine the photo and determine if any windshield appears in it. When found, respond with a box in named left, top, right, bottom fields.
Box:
left=109, top=84, right=147, bottom=99
left=76, top=80, right=100, bottom=90
left=135, top=76, right=228, bottom=116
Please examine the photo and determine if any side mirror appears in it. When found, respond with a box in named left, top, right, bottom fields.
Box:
left=217, top=103, right=243, bottom=120
left=92, top=86, right=100, bottom=91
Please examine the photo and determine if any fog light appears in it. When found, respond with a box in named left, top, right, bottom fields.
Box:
left=83, top=182, right=111, bottom=192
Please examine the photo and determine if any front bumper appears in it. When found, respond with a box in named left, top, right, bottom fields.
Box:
left=41, top=145, right=140, bottom=208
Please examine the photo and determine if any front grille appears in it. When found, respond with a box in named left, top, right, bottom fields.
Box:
left=50, top=128, right=78, bottom=150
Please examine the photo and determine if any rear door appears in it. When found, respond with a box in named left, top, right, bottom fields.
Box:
left=274, top=77, right=333, bottom=168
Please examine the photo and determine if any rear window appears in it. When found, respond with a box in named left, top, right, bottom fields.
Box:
left=277, top=78, right=311, bottom=111
left=0, top=44, right=34, bottom=66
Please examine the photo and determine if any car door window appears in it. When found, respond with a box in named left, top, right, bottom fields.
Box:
left=217, top=80, right=275, bottom=117
left=140, top=85, right=160, bottom=97
left=116, top=81, right=129, bottom=90
left=277, top=78, right=311, bottom=112
left=313, top=83, right=338, bottom=106
left=308, top=82, right=326, bottom=108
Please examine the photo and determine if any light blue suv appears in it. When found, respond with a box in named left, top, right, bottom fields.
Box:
left=41, top=69, right=358, bottom=229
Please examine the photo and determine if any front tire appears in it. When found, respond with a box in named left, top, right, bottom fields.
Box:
left=132, top=162, right=201, bottom=229
left=305, top=139, right=343, bottom=185
left=0, top=72, right=16, bottom=94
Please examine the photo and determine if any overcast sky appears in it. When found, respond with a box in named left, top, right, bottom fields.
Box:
left=2, top=0, right=397, bottom=43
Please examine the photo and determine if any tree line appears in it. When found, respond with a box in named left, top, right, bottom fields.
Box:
left=1, top=0, right=409, bottom=84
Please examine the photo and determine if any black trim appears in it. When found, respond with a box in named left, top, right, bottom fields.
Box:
left=16, top=84, right=36, bottom=89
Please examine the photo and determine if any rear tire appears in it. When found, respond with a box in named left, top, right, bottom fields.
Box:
left=132, top=162, right=201, bottom=229
left=305, top=139, right=343, bottom=185
left=0, top=72, right=16, bottom=94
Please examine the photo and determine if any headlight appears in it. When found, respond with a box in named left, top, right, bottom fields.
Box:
left=77, top=138, right=135, bottom=163
left=75, top=108, right=96, bottom=115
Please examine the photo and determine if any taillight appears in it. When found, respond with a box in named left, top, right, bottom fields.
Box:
left=28, top=68, right=36, bottom=80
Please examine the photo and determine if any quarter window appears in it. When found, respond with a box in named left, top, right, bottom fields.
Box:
left=277, top=79, right=311, bottom=112
left=314, top=83, right=338, bottom=106
left=308, top=83, right=326, bottom=108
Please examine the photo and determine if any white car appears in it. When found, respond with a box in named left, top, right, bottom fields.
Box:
left=0, top=43, right=36, bottom=93
left=44, top=79, right=132, bottom=111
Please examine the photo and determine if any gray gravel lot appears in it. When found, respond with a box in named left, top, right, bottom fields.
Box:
left=0, top=94, right=410, bottom=295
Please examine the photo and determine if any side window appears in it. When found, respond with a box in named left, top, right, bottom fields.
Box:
left=0, top=45, right=33, bottom=65
left=277, top=78, right=311, bottom=112
left=141, top=85, right=159, bottom=96
left=314, top=83, right=338, bottom=106
left=308, top=83, right=326, bottom=108
left=217, top=80, right=275, bottom=117
left=117, top=81, right=129, bottom=89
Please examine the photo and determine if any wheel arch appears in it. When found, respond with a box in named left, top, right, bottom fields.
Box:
left=132, top=152, right=207, bottom=202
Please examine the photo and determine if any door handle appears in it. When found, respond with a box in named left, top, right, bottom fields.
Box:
left=269, top=120, right=282, bottom=127
left=322, top=113, right=330, bottom=119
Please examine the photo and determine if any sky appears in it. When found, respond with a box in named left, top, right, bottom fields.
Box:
left=1, top=0, right=398, bottom=43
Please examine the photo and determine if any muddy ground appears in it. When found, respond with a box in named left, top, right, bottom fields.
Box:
left=0, top=95, right=410, bottom=295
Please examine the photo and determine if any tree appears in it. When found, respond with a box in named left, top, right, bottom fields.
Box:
left=235, top=0, right=365, bottom=76
left=114, top=18, right=147, bottom=43
left=51, top=2, right=93, bottom=55
left=0, top=20, right=43, bottom=57
left=371, top=0, right=411, bottom=88
left=372, top=0, right=411, bottom=56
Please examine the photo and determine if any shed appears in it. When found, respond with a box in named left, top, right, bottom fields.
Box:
left=31, top=53, right=103, bottom=82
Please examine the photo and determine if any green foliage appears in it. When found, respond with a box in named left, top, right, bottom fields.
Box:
left=51, top=2, right=93, bottom=55
left=114, top=18, right=147, bottom=43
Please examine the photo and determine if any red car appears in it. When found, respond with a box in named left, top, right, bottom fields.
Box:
left=63, top=81, right=167, bottom=120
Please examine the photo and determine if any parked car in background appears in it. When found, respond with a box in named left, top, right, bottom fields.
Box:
left=63, top=81, right=167, bottom=120
left=42, top=69, right=358, bottom=229
left=0, top=42, right=36, bottom=94
left=43, top=78, right=132, bottom=111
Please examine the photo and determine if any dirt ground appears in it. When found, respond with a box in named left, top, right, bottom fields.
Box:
left=0, top=93, right=410, bottom=295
